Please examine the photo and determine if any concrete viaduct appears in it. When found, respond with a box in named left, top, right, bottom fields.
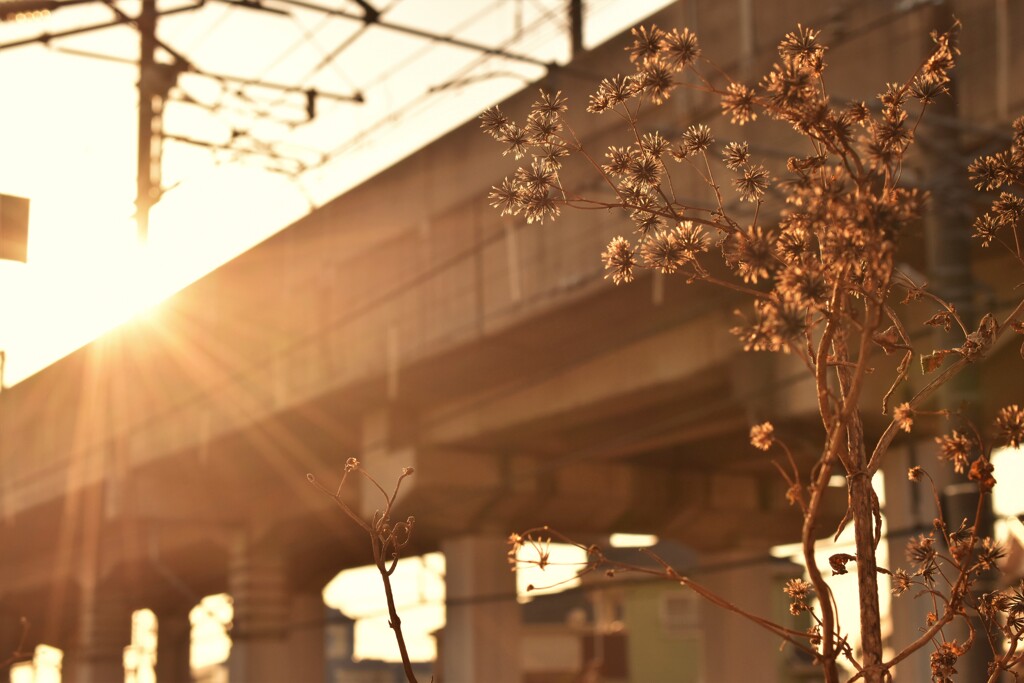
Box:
left=1, top=1, right=1021, bottom=681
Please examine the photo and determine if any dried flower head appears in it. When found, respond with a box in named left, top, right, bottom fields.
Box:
left=722, top=141, right=750, bottom=171
left=921, top=23, right=959, bottom=85
left=498, top=123, right=530, bottom=160
left=996, top=404, right=1024, bottom=448
left=734, top=164, right=771, bottom=203
left=750, top=421, right=775, bottom=451
left=479, top=106, right=510, bottom=138
left=907, top=533, right=937, bottom=565
left=533, top=89, right=568, bottom=116
left=783, top=577, right=813, bottom=600
left=784, top=578, right=813, bottom=615
left=910, top=76, right=948, bottom=104
left=626, top=153, right=664, bottom=191
left=969, top=456, right=996, bottom=492
left=891, top=568, right=913, bottom=596
left=489, top=177, right=521, bottom=217
left=661, top=27, right=700, bottom=69
left=602, top=236, right=637, bottom=285
left=628, top=25, right=665, bottom=66
left=972, top=214, right=999, bottom=248
left=639, top=62, right=677, bottom=104
left=731, top=225, right=776, bottom=283
left=521, top=187, right=559, bottom=224
left=642, top=228, right=688, bottom=273
left=806, top=625, right=822, bottom=648
left=929, top=640, right=965, bottom=683
left=732, top=297, right=807, bottom=353
left=629, top=198, right=663, bottom=236
left=778, top=25, right=825, bottom=70
left=603, top=146, right=632, bottom=176
left=525, top=110, right=561, bottom=144
left=935, top=430, right=974, bottom=474
left=976, top=537, right=1006, bottom=571
left=640, top=132, right=671, bottom=158
left=507, top=532, right=524, bottom=567
left=894, top=402, right=914, bottom=433
left=682, top=124, right=714, bottom=155
left=761, top=60, right=816, bottom=118
left=776, top=263, right=826, bottom=304
left=968, top=152, right=1019, bottom=191
left=515, top=158, right=555, bottom=194
left=675, top=221, right=709, bottom=258
left=591, top=75, right=640, bottom=113
left=721, top=82, right=757, bottom=125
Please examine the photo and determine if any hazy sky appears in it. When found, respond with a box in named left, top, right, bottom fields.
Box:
left=0, top=0, right=675, bottom=387
left=0, top=0, right=675, bottom=672
left=3, top=2, right=1024, bottom=676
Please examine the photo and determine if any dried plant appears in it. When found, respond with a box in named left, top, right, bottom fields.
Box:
left=483, top=18, right=1024, bottom=683
left=308, top=460, right=421, bottom=683
left=0, top=617, right=31, bottom=672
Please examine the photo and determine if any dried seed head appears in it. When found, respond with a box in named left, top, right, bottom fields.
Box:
left=894, top=402, right=914, bottom=433
left=749, top=422, right=775, bottom=451
left=602, top=236, right=637, bottom=285
left=661, top=27, right=700, bottom=69
left=996, top=404, right=1024, bottom=448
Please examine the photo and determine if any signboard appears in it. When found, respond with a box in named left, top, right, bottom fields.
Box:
left=0, top=193, right=29, bottom=263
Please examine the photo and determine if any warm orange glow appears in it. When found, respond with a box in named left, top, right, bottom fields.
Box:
left=0, top=0, right=676, bottom=388
left=0, top=4, right=680, bottom=680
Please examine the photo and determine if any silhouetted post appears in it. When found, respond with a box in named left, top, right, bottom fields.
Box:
left=569, top=0, right=583, bottom=58
left=136, top=0, right=158, bottom=242
left=921, top=4, right=992, bottom=681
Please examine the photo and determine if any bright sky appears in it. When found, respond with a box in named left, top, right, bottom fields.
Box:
left=0, top=0, right=676, bottom=387
left=1, top=0, right=676, bottom=676
left=3, top=2, right=1022, bottom=678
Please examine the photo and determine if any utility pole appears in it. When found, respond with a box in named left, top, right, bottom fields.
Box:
left=569, top=0, right=583, bottom=58
left=923, top=4, right=992, bottom=681
left=136, top=0, right=160, bottom=243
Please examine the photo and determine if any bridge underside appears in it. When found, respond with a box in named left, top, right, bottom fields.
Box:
left=2, top=1, right=1021, bottom=679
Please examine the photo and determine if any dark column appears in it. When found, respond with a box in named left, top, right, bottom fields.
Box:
left=442, top=534, right=521, bottom=683
left=227, top=539, right=289, bottom=683
left=288, top=591, right=326, bottom=682
left=155, top=610, right=192, bottom=683
left=63, top=584, right=131, bottom=683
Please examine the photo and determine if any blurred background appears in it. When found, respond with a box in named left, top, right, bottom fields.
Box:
left=1, top=1, right=1022, bottom=682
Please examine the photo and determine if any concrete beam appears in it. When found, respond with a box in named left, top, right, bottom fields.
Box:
left=422, top=313, right=736, bottom=446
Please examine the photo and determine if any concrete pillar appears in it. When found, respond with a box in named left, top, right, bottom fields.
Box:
left=442, top=534, right=521, bottom=683
left=697, top=550, right=802, bottom=683
left=155, top=610, right=192, bottom=683
left=227, top=541, right=289, bottom=683
left=287, top=591, right=326, bottom=683
left=64, top=585, right=131, bottom=683
left=883, top=442, right=948, bottom=682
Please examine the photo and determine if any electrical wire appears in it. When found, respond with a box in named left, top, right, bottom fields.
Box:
left=308, top=0, right=568, bottom=170
left=3, top=0, right=1014, bottom=491
left=4, top=0, right=1024, bottom=581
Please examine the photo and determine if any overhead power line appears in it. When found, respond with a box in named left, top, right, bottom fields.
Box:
left=266, top=0, right=557, bottom=70
left=1, top=0, right=596, bottom=242
left=0, top=2, right=200, bottom=48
